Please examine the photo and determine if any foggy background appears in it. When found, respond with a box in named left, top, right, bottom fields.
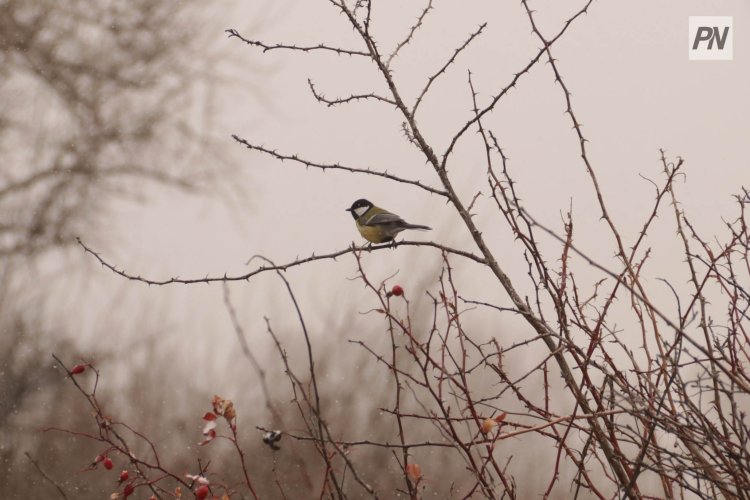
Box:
left=1, top=0, right=748, bottom=498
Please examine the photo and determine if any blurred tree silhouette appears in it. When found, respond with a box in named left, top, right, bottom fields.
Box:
left=0, top=0, right=218, bottom=257
left=0, top=1, right=245, bottom=496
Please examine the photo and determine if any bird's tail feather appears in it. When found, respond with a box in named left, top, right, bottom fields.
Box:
left=404, top=224, right=432, bottom=231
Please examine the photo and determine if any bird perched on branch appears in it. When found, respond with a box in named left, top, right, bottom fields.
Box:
left=346, top=198, right=431, bottom=244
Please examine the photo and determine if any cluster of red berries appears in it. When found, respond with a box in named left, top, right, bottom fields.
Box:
left=75, top=362, right=213, bottom=499
left=92, top=455, right=137, bottom=497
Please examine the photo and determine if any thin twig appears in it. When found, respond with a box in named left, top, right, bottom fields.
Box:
left=25, top=452, right=68, bottom=500
left=232, top=134, right=448, bottom=197
left=226, top=28, right=369, bottom=57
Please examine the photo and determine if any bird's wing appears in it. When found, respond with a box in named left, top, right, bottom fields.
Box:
left=364, top=211, right=404, bottom=226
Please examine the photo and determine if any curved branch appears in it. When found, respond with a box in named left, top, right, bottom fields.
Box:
left=308, top=78, right=397, bottom=107
left=77, top=238, right=486, bottom=286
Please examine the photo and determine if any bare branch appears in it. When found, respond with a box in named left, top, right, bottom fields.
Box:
left=442, top=2, right=592, bottom=166
left=386, top=0, right=434, bottom=68
left=226, top=28, right=370, bottom=57
left=411, top=23, right=486, bottom=117
left=77, top=237, right=486, bottom=286
left=231, top=134, right=448, bottom=197
left=307, top=78, right=397, bottom=107
left=24, top=453, right=68, bottom=500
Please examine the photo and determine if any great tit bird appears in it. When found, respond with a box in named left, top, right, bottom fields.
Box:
left=346, top=198, right=432, bottom=244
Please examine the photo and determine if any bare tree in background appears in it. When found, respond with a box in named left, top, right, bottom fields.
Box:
left=0, top=0, right=226, bottom=258
left=44, top=1, right=750, bottom=499
left=0, top=1, right=250, bottom=497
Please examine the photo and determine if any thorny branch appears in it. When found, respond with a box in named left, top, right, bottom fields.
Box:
left=76, top=237, right=484, bottom=286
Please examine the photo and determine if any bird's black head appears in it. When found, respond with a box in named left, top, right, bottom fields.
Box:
left=346, top=198, right=373, bottom=220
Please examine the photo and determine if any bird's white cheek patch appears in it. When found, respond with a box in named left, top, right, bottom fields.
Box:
left=353, top=206, right=369, bottom=218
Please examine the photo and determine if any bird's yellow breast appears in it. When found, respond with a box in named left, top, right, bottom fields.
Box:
left=356, top=221, right=393, bottom=243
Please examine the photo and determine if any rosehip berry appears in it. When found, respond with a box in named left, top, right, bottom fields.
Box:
left=70, top=364, right=86, bottom=375
left=123, top=483, right=135, bottom=498
left=103, top=457, right=113, bottom=470
left=391, top=285, right=404, bottom=296
left=119, top=470, right=129, bottom=482
left=195, top=484, right=209, bottom=500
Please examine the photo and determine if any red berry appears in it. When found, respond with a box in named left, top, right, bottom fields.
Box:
left=391, top=285, right=404, bottom=296
left=70, top=364, right=86, bottom=375
left=119, top=470, right=129, bottom=482
left=103, top=457, right=113, bottom=470
left=195, top=484, right=209, bottom=499
left=123, top=483, right=135, bottom=498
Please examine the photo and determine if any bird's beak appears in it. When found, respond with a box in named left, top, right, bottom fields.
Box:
left=345, top=208, right=351, bottom=212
